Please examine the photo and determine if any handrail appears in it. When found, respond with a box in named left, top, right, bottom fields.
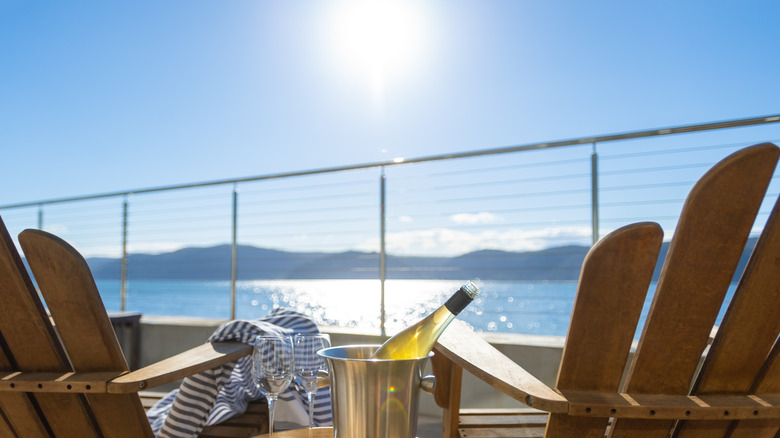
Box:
left=2, top=113, right=779, bottom=328
left=2, top=114, right=778, bottom=210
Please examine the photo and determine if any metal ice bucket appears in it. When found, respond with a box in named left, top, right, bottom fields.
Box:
left=318, top=344, right=435, bottom=438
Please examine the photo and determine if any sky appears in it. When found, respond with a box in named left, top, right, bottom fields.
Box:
left=2, top=1, right=779, bottom=203
left=1, top=1, right=780, bottom=257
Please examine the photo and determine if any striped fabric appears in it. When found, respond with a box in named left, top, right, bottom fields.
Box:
left=147, top=308, right=333, bottom=437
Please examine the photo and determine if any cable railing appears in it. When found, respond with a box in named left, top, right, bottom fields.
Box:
left=2, top=114, right=780, bottom=336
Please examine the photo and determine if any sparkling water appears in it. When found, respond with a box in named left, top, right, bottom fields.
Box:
left=96, top=279, right=734, bottom=338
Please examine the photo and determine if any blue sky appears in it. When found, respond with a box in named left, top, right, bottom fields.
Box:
left=2, top=0, right=779, bottom=206
left=1, top=1, right=780, bottom=259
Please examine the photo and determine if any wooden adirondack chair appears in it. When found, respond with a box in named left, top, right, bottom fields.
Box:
left=431, top=142, right=780, bottom=437
left=0, top=217, right=266, bottom=437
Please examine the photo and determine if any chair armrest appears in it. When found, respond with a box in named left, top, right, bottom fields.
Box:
left=562, top=389, right=780, bottom=420
left=0, top=371, right=124, bottom=393
left=434, top=320, right=569, bottom=413
left=107, top=341, right=251, bottom=393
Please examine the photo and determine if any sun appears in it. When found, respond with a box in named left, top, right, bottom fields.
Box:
left=324, top=0, right=427, bottom=105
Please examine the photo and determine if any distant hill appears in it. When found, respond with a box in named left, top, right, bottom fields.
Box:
left=85, top=244, right=591, bottom=281
left=83, top=237, right=758, bottom=282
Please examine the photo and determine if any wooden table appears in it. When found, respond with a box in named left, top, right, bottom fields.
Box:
left=250, top=427, right=421, bottom=437
left=251, top=427, right=333, bottom=437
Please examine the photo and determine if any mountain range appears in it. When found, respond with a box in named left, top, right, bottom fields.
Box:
left=84, top=237, right=757, bottom=282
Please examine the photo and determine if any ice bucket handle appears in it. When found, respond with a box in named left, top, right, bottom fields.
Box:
left=420, top=375, right=436, bottom=393
left=316, top=370, right=436, bottom=393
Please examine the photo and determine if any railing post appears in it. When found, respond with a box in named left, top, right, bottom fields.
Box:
left=379, top=168, right=387, bottom=336
left=37, top=205, right=43, bottom=229
left=231, top=185, right=238, bottom=321
left=120, top=196, right=129, bottom=312
left=591, top=143, right=600, bottom=245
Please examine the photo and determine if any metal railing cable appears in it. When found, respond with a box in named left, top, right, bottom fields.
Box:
left=2, top=114, right=779, bottom=334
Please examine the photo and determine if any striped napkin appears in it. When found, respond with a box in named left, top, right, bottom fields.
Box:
left=147, top=308, right=333, bottom=437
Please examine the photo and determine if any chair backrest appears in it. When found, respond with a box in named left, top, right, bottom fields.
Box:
left=0, top=217, right=153, bottom=437
left=433, top=143, right=780, bottom=438
left=551, top=142, right=780, bottom=437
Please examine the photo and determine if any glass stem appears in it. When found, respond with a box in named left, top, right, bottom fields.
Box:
left=267, top=395, right=277, bottom=438
left=308, top=391, right=315, bottom=431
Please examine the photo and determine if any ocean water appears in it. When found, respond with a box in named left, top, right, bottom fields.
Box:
left=95, top=279, right=735, bottom=338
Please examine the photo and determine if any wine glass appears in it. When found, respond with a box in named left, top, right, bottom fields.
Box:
left=293, top=333, right=331, bottom=436
left=252, top=335, right=294, bottom=437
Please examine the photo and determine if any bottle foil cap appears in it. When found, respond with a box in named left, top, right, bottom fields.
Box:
left=445, top=281, right=480, bottom=315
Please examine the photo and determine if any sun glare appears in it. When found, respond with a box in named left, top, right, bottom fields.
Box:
left=325, top=0, right=427, bottom=105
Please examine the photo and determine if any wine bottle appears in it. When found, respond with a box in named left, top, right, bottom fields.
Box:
left=370, top=281, right=480, bottom=359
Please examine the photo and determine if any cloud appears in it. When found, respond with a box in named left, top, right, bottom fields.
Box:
left=77, top=225, right=595, bottom=258
left=450, top=212, right=500, bottom=225
left=356, top=225, right=593, bottom=256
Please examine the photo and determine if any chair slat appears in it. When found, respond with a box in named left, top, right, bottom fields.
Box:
left=611, top=143, right=780, bottom=437
left=546, top=222, right=662, bottom=437
left=459, top=427, right=546, bottom=437
left=0, top=410, right=16, bottom=437
left=0, top=393, right=50, bottom=437
left=0, top=217, right=101, bottom=436
left=459, top=411, right=548, bottom=427
left=20, top=230, right=127, bottom=371
left=729, top=314, right=780, bottom=437
left=20, top=228, right=154, bottom=438
left=676, top=192, right=780, bottom=437
left=0, top=346, right=50, bottom=436
left=464, top=431, right=544, bottom=438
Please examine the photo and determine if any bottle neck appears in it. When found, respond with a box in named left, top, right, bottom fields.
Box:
left=444, top=286, right=474, bottom=316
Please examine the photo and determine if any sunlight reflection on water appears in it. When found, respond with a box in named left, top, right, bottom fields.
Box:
left=102, top=278, right=732, bottom=337
left=235, top=279, right=580, bottom=336
left=105, top=279, right=582, bottom=336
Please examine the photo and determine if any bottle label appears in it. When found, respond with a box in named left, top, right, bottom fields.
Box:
left=444, top=286, right=474, bottom=315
